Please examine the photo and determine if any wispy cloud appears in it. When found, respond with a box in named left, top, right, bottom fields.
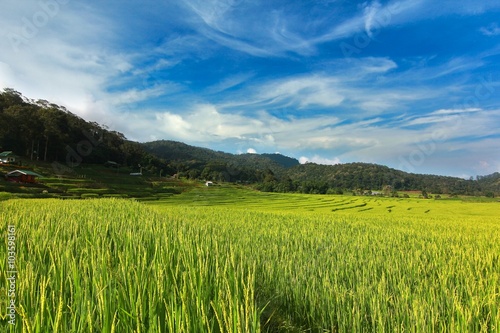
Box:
left=313, top=0, right=424, bottom=44
left=179, top=0, right=312, bottom=57
left=399, top=108, right=500, bottom=142
left=257, top=76, right=344, bottom=109
left=430, top=108, right=482, bottom=115
left=179, top=0, right=428, bottom=57
left=480, top=23, right=500, bottom=36
left=205, top=72, right=255, bottom=94
left=108, top=84, right=180, bottom=106
left=364, top=1, right=383, bottom=38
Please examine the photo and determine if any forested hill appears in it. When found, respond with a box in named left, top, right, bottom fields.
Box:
left=142, top=140, right=298, bottom=182
left=260, top=153, right=300, bottom=168
left=1, top=88, right=499, bottom=196
left=142, top=140, right=299, bottom=170
left=281, top=163, right=490, bottom=195
left=0, top=88, right=163, bottom=171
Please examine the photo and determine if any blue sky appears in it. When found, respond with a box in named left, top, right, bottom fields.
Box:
left=1, top=0, right=500, bottom=177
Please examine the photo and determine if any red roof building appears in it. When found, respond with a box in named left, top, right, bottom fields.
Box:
left=5, top=170, right=43, bottom=184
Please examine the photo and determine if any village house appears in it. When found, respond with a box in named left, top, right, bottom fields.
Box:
left=0, top=151, right=19, bottom=164
left=5, top=170, right=43, bottom=184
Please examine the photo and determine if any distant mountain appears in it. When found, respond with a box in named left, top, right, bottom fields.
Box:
left=142, top=140, right=299, bottom=169
left=141, top=140, right=298, bottom=182
left=283, top=162, right=481, bottom=195
left=477, top=172, right=500, bottom=196
left=141, top=140, right=229, bottom=162
left=261, top=153, right=300, bottom=168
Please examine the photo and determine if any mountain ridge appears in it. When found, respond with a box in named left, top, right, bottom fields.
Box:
left=142, top=140, right=300, bottom=169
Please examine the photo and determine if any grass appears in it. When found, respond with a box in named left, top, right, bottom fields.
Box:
left=1, top=194, right=500, bottom=332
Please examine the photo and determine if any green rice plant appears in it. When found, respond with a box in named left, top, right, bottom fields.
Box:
left=0, top=192, right=14, bottom=201
left=1, top=197, right=499, bottom=332
left=0, top=199, right=262, bottom=332
left=81, top=193, right=100, bottom=199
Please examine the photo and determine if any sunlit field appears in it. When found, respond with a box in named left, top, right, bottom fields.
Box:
left=147, top=185, right=500, bottom=217
left=1, top=190, right=500, bottom=332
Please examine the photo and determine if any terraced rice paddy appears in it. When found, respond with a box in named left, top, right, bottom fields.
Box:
left=1, top=189, right=500, bottom=332
left=148, top=186, right=500, bottom=217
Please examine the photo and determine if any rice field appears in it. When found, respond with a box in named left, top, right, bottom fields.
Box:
left=1, top=194, right=500, bottom=332
left=147, top=186, right=500, bottom=217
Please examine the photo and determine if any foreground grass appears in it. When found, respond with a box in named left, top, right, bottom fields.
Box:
left=1, top=198, right=500, bottom=332
left=1, top=199, right=259, bottom=332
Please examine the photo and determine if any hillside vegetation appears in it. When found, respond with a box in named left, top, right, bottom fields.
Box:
left=1, top=88, right=499, bottom=196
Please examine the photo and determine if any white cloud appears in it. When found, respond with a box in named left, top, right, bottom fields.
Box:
left=313, top=0, right=425, bottom=44
left=193, top=0, right=408, bottom=57
left=108, top=85, right=173, bottom=106
left=149, top=104, right=270, bottom=143
left=0, top=1, right=136, bottom=127
left=364, top=1, right=383, bottom=38
left=401, top=108, right=500, bottom=140
left=299, top=156, right=309, bottom=164
left=156, top=34, right=214, bottom=59
left=231, top=58, right=422, bottom=115
left=247, top=148, right=257, bottom=154
left=352, top=57, right=398, bottom=75
left=156, top=112, right=192, bottom=140
left=180, top=0, right=311, bottom=57
left=259, top=76, right=344, bottom=108
left=480, top=23, right=500, bottom=36
left=299, top=155, right=341, bottom=165
left=430, top=108, right=482, bottom=115
left=205, top=72, right=254, bottom=94
left=312, top=0, right=500, bottom=50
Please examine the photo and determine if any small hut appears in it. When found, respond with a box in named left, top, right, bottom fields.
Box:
left=5, top=170, right=43, bottom=184
left=0, top=151, right=18, bottom=164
